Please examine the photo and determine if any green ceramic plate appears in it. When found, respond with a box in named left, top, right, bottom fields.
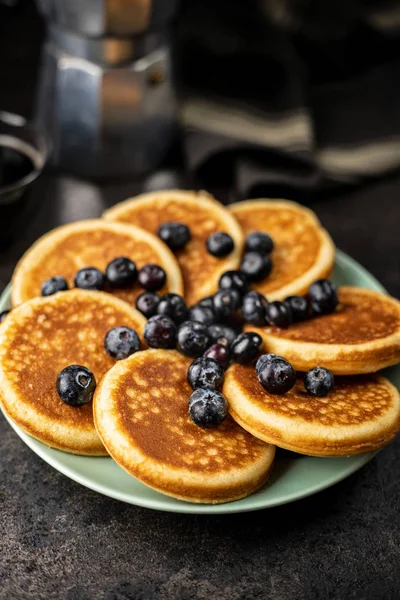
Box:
left=1, top=249, right=399, bottom=514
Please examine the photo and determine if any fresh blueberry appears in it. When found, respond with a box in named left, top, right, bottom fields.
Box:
left=144, top=315, right=177, bottom=349
left=231, top=332, right=263, bottom=364
left=135, top=291, right=160, bottom=319
left=177, top=321, right=211, bottom=357
left=56, top=365, right=96, bottom=406
left=74, top=267, right=105, bottom=291
left=212, top=289, right=241, bottom=321
left=105, top=257, right=137, bottom=288
left=187, top=356, right=224, bottom=390
left=255, top=353, right=283, bottom=375
left=207, top=323, right=237, bottom=347
left=198, top=296, right=214, bottom=310
left=138, top=264, right=167, bottom=291
left=242, top=291, right=268, bottom=326
left=308, top=280, right=338, bottom=316
left=245, top=232, right=274, bottom=255
left=206, top=232, right=234, bottom=257
left=265, top=301, right=292, bottom=328
left=189, top=388, right=229, bottom=428
left=158, top=293, right=188, bottom=324
left=304, top=367, right=334, bottom=397
left=240, top=252, right=272, bottom=282
left=218, top=270, right=249, bottom=296
left=158, top=222, right=191, bottom=251
left=204, top=343, right=231, bottom=369
left=41, top=276, right=69, bottom=296
left=189, top=305, right=215, bottom=326
left=257, top=357, right=296, bottom=395
left=0, top=310, right=10, bottom=323
left=284, top=295, right=309, bottom=322
left=104, top=326, right=140, bottom=360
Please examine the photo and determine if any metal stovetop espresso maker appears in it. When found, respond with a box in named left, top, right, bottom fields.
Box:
left=35, top=0, right=179, bottom=178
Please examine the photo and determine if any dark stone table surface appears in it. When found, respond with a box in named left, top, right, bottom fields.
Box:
left=1, top=4, right=400, bottom=600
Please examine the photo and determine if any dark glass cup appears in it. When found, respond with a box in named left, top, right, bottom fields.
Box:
left=0, top=111, right=48, bottom=248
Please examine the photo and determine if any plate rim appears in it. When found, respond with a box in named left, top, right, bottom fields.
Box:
left=0, top=249, right=390, bottom=514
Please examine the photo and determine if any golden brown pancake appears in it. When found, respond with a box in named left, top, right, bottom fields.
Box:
left=11, top=219, right=183, bottom=307
left=224, top=363, right=400, bottom=456
left=0, top=290, right=147, bottom=455
left=230, top=199, right=335, bottom=300
left=246, top=287, right=400, bottom=375
left=94, top=349, right=275, bottom=503
left=103, top=190, right=244, bottom=305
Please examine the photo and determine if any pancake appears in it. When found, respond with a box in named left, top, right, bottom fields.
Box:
left=224, top=363, right=400, bottom=456
left=103, top=190, right=244, bottom=305
left=11, top=219, right=183, bottom=307
left=230, top=199, right=335, bottom=300
left=246, top=287, right=400, bottom=375
left=0, top=290, right=147, bottom=455
left=94, top=349, right=275, bottom=503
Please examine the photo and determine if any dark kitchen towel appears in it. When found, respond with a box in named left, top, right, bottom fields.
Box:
left=176, top=0, right=400, bottom=201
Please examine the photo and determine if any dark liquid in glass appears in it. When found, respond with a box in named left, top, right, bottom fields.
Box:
left=0, top=144, right=37, bottom=189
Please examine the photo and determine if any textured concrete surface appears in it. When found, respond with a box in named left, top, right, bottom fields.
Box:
left=0, top=176, right=400, bottom=600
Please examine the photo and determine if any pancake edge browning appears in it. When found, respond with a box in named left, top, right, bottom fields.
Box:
left=248, top=287, right=400, bottom=375
left=11, top=219, right=184, bottom=307
left=224, top=368, right=400, bottom=457
left=94, top=350, right=276, bottom=504
left=103, top=190, right=245, bottom=305
left=230, top=199, right=335, bottom=300
left=0, top=290, right=147, bottom=455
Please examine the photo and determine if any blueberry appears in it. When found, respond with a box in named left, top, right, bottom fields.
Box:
left=189, top=388, right=229, bottom=428
left=189, top=305, right=215, bottom=326
left=138, top=264, right=167, bottom=291
left=231, top=332, right=263, bottom=364
left=158, top=293, right=188, bottom=324
left=104, top=326, right=140, bottom=360
left=265, top=301, right=292, bottom=328
left=204, top=343, right=231, bottom=369
left=177, top=321, right=211, bottom=357
left=158, top=221, right=191, bottom=251
left=245, top=232, right=274, bottom=255
left=219, top=270, right=249, bottom=296
left=198, top=296, right=214, bottom=310
left=255, top=353, right=283, bottom=375
left=304, top=367, right=334, bottom=397
left=144, top=315, right=177, bottom=349
left=257, top=357, right=296, bottom=395
left=0, top=310, right=10, bottom=323
left=105, top=257, right=137, bottom=288
left=242, top=291, right=268, bottom=326
left=284, top=295, right=309, bottom=322
left=207, top=323, right=237, bottom=347
left=206, top=232, right=234, bottom=257
left=56, top=365, right=96, bottom=406
left=308, top=280, right=338, bottom=316
left=41, top=276, right=69, bottom=296
left=74, top=267, right=105, bottom=291
left=212, top=289, right=241, bottom=320
left=135, top=291, right=160, bottom=318
left=187, top=357, right=224, bottom=390
left=240, top=252, right=272, bottom=282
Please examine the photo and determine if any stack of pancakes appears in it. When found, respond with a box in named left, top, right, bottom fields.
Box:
left=1, top=190, right=399, bottom=504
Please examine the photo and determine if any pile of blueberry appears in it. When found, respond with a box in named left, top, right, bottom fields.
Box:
left=41, top=257, right=167, bottom=297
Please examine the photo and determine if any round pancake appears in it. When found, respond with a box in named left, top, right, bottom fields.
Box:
left=224, top=363, right=400, bottom=456
left=230, top=199, right=335, bottom=300
left=246, top=287, right=400, bottom=375
left=11, top=219, right=183, bottom=307
left=0, top=290, right=147, bottom=455
left=94, top=349, right=275, bottom=504
left=103, top=190, right=244, bottom=305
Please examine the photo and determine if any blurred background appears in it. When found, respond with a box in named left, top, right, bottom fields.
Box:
left=0, top=0, right=399, bottom=294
